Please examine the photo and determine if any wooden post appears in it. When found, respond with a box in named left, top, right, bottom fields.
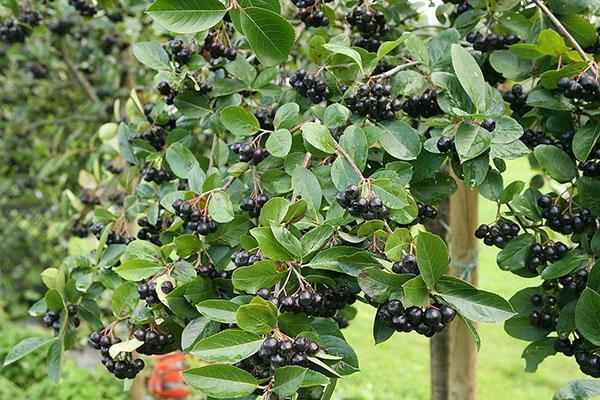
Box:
left=430, top=179, right=478, bottom=400
left=130, top=371, right=145, bottom=400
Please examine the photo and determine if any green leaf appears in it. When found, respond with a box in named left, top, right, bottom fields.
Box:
left=191, top=329, right=262, bottom=363
left=126, top=240, right=162, bottom=263
left=251, top=227, right=296, bottom=261
left=183, top=365, right=257, bottom=398
left=322, top=43, right=364, bottom=74
left=436, top=277, right=515, bottom=323
left=560, top=15, right=598, bottom=48
left=47, top=339, right=63, bottom=383
left=3, top=337, right=54, bottom=366
left=208, top=191, right=235, bottom=223
left=259, top=197, right=290, bottom=226
left=166, top=142, right=200, bottom=179
left=220, top=105, right=260, bottom=136
left=541, top=248, right=590, bottom=280
left=273, top=366, right=308, bottom=397
left=575, top=288, right=600, bottom=346
left=416, top=231, right=448, bottom=289
left=455, top=124, right=492, bottom=162
left=236, top=303, right=277, bottom=334
left=451, top=44, right=485, bottom=112
left=403, top=275, right=430, bottom=306
left=197, top=299, right=240, bottom=323
left=405, top=33, right=429, bottom=67
left=358, top=267, right=412, bottom=302
left=274, top=103, right=299, bottom=129
left=301, top=225, right=335, bottom=259
left=291, top=167, right=322, bottom=221
left=146, top=0, right=226, bottom=34
left=239, top=7, right=295, bottom=66
left=378, top=121, right=421, bottom=160
left=533, top=144, right=577, bottom=183
left=266, top=129, right=292, bottom=157
left=174, top=91, right=212, bottom=118
left=132, top=42, right=170, bottom=70
left=271, top=224, right=303, bottom=258
left=479, top=170, right=503, bottom=202
left=115, top=259, right=163, bottom=281
left=497, top=233, right=535, bottom=271
left=301, top=122, right=336, bottom=154
left=232, top=260, right=285, bottom=293
left=323, top=104, right=351, bottom=129
left=112, top=281, right=139, bottom=318
left=573, top=121, right=600, bottom=162
left=579, top=176, right=600, bottom=216
left=181, top=317, right=221, bottom=352
left=522, top=338, right=557, bottom=373
left=553, top=380, right=600, bottom=400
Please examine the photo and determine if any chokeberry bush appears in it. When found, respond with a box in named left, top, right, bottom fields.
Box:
left=3, top=0, right=600, bottom=399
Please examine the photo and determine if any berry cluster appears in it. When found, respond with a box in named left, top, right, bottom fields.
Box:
left=336, top=185, right=390, bottom=220
left=137, top=217, right=162, bottom=245
left=292, top=0, right=330, bottom=27
left=235, top=336, right=320, bottom=379
left=466, top=32, right=519, bottom=52
left=0, top=20, right=28, bottom=44
left=90, top=223, right=134, bottom=245
left=20, top=11, right=42, bottom=27
left=102, top=159, right=123, bottom=174
left=343, top=83, right=400, bottom=121
left=538, top=195, right=597, bottom=235
left=231, top=143, right=269, bottom=163
left=526, top=241, right=568, bottom=274
left=254, top=109, right=276, bottom=131
left=79, top=189, right=100, bottom=206
left=172, top=199, right=219, bottom=236
left=232, top=251, right=262, bottom=268
left=503, top=85, right=531, bottom=116
left=558, top=75, right=600, bottom=102
left=558, top=269, right=589, bottom=297
left=259, top=336, right=320, bottom=369
left=196, top=262, right=229, bottom=279
left=401, top=91, right=443, bottom=118
left=138, top=282, right=160, bottom=306
left=156, top=81, right=177, bottom=105
left=134, top=327, right=176, bottom=355
left=413, top=202, right=439, bottom=225
left=519, top=129, right=573, bottom=152
left=166, top=39, right=192, bottom=65
left=27, top=62, right=49, bottom=79
left=69, top=219, right=89, bottom=237
left=42, top=310, right=61, bottom=332
left=528, top=294, right=558, bottom=330
left=68, top=0, right=98, bottom=17
left=89, top=332, right=144, bottom=379
left=132, top=126, right=165, bottom=151
left=346, top=8, right=389, bottom=52
left=274, top=286, right=356, bottom=318
left=474, top=221, right=520, bottom=248
left=572, top=341, right=600, bottom=378
left=289, top=70, right=331, bottom=103
left=392, top=254, right=418, bottom=274
left=142, top=166, right=173, bottom=184
left=377, top=300, right=456, bottom=337
left=240, top=194, right=269, bottom=217
left=204, top=31, right=237, bottom=60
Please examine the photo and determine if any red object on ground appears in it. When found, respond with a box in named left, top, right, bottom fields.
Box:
left=147, top=352, right=191, bottom=399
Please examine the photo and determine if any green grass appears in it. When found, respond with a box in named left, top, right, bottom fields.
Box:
left=333, top=159, right=587, bottom=400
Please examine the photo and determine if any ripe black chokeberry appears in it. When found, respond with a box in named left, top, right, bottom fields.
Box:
left=402, top=91, right=443, bottom=119
left=346, top=7, right=389, bottom=52
left=475, top=221, right=520, bottom=248
left=437, top=136, right=454, bottom=153
left=231, top=142, right=269, bottom=163
left=392, top=254, right=418, bottom=274
left=172, top=199, right=219, bottom=236
left=336, top=185, right=389, bottom=220
left=481, top=118, right=496, bottom=132
left=558, top=75, right=600, bottom=102
left=344, top=82, right=399, bottom=121
left=377, top=301, right=456, bottom=337
left=240, top=194, right=270, bottom=217
left=291, top=0, right=330, bottom=27
left=204, top=30, right=237, bottom=61
left=466, top=32, right=519, bottom=52
left=503, top=85, right=531, bottom=116
left=289, top=69, right=331, bottom=103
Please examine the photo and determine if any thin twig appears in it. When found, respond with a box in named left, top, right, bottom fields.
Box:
left=333, top=140, right=365, bottom=181
left=532, top=0, right=598, bottom=74
left=60, top=49, right=102, bottom=104
left=371, top=61, right=421, bottom=80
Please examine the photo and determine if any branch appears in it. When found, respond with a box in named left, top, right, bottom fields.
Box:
left=371, top=61, right=421, bottom=80
left=333, top=140, right=365, bottom=181
left=532, top=0, right=598, bottom=74
left=60, top=49, right=102, bottom=104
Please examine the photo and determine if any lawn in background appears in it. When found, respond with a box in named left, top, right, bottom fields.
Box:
left=333, top=158, right=587, bottom=400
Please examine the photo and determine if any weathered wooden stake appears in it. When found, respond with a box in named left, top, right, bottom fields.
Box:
left=430, top=179, right=479, bottom=400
